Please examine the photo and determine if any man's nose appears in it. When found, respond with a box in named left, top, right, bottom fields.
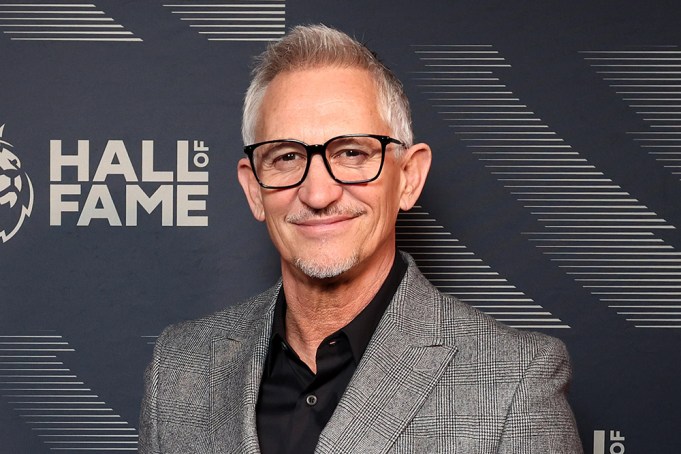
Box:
left=297, top=154, right=343, bottom=209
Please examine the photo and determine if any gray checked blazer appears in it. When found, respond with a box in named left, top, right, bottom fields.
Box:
left=139, top=253, right=583, bottom=453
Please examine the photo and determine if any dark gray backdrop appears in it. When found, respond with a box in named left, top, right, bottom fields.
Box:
left=1, top=0, right=680, bottom=452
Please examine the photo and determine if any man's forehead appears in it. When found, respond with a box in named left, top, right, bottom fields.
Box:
left=255, top=66, right=388, bottom=141
left=266, top=65, right=376, bottom=94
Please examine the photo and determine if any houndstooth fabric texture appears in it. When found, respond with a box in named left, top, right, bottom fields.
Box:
left=139, top=252, right=583, bottom=454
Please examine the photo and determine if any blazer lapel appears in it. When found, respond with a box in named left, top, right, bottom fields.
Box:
left=316, top=262, right=458, bottom=454
left=209, top=290, right=277, bottom=454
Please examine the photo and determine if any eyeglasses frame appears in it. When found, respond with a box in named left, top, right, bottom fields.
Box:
left=243, top=133, right=405, bottom=189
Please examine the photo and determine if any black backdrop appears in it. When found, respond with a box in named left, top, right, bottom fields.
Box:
left=1, top=0, right=680, bottom=452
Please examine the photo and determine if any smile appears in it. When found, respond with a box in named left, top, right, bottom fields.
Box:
left=290, top=214, right=361, bottom=236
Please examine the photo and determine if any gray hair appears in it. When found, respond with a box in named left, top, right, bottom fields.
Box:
left=241, top=24, right=414, bottom=148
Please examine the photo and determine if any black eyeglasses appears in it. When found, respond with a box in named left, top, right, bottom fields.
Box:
left=243, top=134, right=405, bottom=189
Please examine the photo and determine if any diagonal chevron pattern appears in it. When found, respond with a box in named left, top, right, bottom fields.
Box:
left=583, top=48, right=681, bottom=181
left=413, top=45, right=681, bottom=329
left=0, top=334, right=138, bottom=452
left=0, top=1, right=141, bottom=42
left=164, top=0, right=285, bottom=42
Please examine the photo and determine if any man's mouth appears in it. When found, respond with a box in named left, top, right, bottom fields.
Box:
left=294, top=215, right=357, bottom=227
left=286, top=205, right=366, bottom=226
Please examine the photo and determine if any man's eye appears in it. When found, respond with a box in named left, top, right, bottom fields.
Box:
left=276, top=152, right=300, bottom=162
left=274, top=151, right=305, bottom=161
left=270, top=151, right=305, bottom=167
left=342, top=149, right=365, bottom=158
left=333, top=148, right=369, bottom=160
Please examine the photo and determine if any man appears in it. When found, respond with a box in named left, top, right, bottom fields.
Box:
left=140, top=25, right=583, bottom=453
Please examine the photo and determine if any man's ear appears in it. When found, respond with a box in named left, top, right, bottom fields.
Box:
left=237, top=157, right=266, bottom=222
left=398, top=143, right=432, bottom=211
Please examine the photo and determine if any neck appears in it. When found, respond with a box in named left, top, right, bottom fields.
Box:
left=280, top=250, right=395, bottom=373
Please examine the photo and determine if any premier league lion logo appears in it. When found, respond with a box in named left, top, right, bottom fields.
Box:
left=0, top=125, right=33, bottom=243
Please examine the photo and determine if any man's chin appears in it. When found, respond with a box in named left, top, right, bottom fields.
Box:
left=293, top=254, right=359, bottom=280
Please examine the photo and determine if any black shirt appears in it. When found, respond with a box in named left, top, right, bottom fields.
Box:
left=256, top=254, right=407, bottom=454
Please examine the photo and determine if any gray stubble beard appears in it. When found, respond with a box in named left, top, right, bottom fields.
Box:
left=293, top=252, right=360, bottom=279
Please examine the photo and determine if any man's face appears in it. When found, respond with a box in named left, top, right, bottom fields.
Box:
left=239, top=67, right=410, bottom=281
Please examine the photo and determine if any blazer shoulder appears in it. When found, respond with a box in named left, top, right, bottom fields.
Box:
left=154, top=281, right=280, bottom=355
left=398, top=252, right=569, bottom=361
left=438, top=289, right=571, bottom=369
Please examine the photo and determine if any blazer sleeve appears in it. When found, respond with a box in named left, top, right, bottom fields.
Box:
left=138, top=330, right=166, bottom=454
left=498, top=335, right=583, bottom=454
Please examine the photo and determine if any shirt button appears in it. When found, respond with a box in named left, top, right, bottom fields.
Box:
left=305, top=394, right=318, bottom=406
